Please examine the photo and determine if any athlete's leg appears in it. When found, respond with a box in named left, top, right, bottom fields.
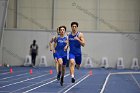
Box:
left=75, top=64, right=80, bottom=69
left=69, top=59, right=75, bottom=83
left=60, top=65, right=66, bottom=86
left=69, top=59, right=75, bottom=77
left=57, top=58, right=63, bottom=81
left=60, top=57, right=67, bottom=86
left=75, top=54, right=82, bottom=70
left=69, top=53, right=76, bottom=83
left=31, top=54, right=36, bottom=66
left=53, top=53, right=59, bottom=73
left=58, top=58, right=63, bottom=72
left=62, top=65, right=66, bottom=77
left=31, top=54, right=34, bottom=66
left=54, top=58, right=59, bottom=73
left=34, top=54, right=37, bottom=66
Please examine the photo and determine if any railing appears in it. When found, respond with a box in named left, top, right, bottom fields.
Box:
left=0, top=0, right=9, bottom=46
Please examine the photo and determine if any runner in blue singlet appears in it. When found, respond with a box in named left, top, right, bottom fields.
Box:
left=68, top=22, right=85, bottom=83
left=49, top=27, right=60, bottom=75
left=54, top=26, right=68, bottom=86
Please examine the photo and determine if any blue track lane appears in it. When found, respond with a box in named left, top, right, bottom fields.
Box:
left=0, top=67, right=140, bottom=93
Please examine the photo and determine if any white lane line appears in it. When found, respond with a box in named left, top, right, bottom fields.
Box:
left=100, top=73, right=111, bottom=93
left=0, top=81, right=9, bottom=82
left=1, top=71, right=10, bottom=74
left=11, top=72, right=70, bottom=93
left=0, top=90, right=10, bottom=93
left=111, top=72, right=140, bottom=75
left=4, top=71, right=50, bottom=82
left=63, top=74, right=90, bottom=93
left=131, top=74, right=140, bottom=89
left=0, top=70, right=50, bottom=81
left=0, top=73, right=50, bottom=88
left=10, top=76, right=56, bottom=93
left=1, top=70, right=28, bottom=75
left=0, top=70, right=42, bottom=80
left=0, top=73, right=28, bottom=80
left=100, top=72, right=140, bottom=93
left=57, top=74, right=89, bottom=93
left=23, top=74, right=70, bottom=93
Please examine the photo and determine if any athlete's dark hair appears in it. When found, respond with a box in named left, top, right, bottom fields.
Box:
left=59, top=25, right=66, bottom=31
left=71, top=22, right=78, bottom=27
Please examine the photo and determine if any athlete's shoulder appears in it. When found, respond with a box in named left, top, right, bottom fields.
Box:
left=78, top=32, right=84, bottom=36
left=53, top=34, right=60, bottom=39
left=53, top=35, right=57, bottom=39
left=67, top=32, right=72, bottom=37
left=66, top=32, right=71, bottom=35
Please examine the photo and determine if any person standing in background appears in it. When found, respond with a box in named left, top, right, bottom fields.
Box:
left=30, top=40, right=38, bottom=67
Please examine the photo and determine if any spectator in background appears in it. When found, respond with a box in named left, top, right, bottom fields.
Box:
left=30, top=40, right=38, bottom=67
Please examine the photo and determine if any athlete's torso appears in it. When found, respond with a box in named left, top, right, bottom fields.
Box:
left=68, top=32, right=81, bottom=55
left=55, top=36, right=67, bottom=57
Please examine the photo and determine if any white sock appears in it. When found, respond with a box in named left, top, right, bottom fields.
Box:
left=71, top=74, right=74, bottom=78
